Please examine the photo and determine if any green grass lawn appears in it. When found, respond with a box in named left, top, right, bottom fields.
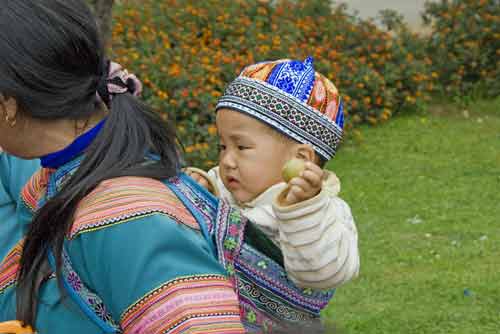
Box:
left=323, top=98, right=500, bottom=334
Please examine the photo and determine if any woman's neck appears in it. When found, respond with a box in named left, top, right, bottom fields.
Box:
left=19, top=112, right=106, bottom=160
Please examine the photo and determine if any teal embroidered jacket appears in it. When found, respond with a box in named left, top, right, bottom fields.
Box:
left=0, top=157, right=245, bottom=334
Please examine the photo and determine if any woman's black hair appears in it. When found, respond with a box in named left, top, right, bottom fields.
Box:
left=0, top=0, right=180, bottom=326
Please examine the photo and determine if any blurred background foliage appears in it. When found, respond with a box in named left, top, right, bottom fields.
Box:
left=100, top=0, right=500, bottom=168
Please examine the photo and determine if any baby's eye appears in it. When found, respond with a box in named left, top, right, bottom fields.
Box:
left=218, top=144, right=226, bottom=151
left=237, top=145, right=249, bottom=150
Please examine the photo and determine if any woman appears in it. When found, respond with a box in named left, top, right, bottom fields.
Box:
left=0, top=1, right=244, bottom=333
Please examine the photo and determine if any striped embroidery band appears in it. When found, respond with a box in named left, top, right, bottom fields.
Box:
left=0, top=240, right=24, bottom=294
left=121, top=275, right=244, bottom=334
left=21, top=168, right=51, bottom=212
left=69, top=177, right=199, bottom=239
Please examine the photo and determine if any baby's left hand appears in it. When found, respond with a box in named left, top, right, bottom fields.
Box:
left=282, top=162, right=324, bottom=206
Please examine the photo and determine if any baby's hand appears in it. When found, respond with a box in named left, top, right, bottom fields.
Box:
left=184, top=169, right=210, bottom=190
left=282, top=162, right=324, bottom=206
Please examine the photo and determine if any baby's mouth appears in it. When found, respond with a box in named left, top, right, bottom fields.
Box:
left=226, top=176, right=240, bottom=188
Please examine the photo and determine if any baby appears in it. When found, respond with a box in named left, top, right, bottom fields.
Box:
left=187, top=57, right=359, bottom=289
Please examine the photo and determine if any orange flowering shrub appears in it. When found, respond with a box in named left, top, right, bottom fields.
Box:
left=111, top=0, right=434, bottom=168
left=422, top=0, right=500, bottom=98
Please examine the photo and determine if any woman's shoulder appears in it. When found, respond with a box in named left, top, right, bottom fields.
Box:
left=0, top=155, right=40, bottom=207
left=69, top=176, right=199, bottom=240
left=20, top=167, right=49, bottom=212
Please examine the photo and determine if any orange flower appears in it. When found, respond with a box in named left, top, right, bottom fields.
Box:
left=157, top=90, right=168, bottom=100
left=258, top=45, right=271, bottom=54
left=168, top=63, right=181, bottom=77
left=208, top=125, right=217, bottom=136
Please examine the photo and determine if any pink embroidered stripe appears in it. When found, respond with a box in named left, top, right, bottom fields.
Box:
left=121, top=275, right=245, bottom=334
left=69, top=177, right=199, bottom=239
left=21, top=169, right=51, bottom=212
left=0, top=240, right=24, bottom=294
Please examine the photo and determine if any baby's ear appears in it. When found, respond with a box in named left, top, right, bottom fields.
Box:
left=294, top=144, right=316, bottom=162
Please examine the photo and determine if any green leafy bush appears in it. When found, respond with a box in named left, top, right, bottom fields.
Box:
left=111, top=0, right=435, bottom=167
left=422, top=0, right=500, bottom=99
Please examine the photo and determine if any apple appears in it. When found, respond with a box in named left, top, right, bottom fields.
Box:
left=281, top=158, right=306, bottom=182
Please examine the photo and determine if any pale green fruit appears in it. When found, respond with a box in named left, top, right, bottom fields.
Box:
left=282, top=158, right=306, bottom=182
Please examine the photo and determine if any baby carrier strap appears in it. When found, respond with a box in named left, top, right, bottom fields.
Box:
left=171, top=174, right=333, bottom=333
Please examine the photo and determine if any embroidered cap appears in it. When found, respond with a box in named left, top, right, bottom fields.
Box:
left=216, top=57, right=344, bottom=161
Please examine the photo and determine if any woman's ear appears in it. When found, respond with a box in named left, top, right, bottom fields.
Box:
left=0, top=93, right=5, bottom=115
left=294, top=144, right=316, bottom=162
left=0, top=94, right=19, bottom=121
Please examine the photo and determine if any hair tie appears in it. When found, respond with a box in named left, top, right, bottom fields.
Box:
left=96, top=60, right=143, bottom=105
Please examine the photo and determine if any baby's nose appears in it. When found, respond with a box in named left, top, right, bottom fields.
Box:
left=221, top=152, right=237, bottom=169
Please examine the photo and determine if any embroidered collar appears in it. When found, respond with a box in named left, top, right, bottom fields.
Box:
left=40, top=119, right=106, bottom=169
left=37, top=156, right=83, bottom=208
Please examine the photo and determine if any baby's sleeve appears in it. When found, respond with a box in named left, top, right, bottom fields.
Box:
left=272, top=176, right=359, bottom=289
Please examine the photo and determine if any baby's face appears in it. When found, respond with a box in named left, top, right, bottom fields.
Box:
left=216, top=108, right=295, bottom=203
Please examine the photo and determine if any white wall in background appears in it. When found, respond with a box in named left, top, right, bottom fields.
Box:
left=337, top=0, right=429, bottom=29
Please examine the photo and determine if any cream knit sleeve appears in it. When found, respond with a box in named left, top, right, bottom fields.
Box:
left=272, top=173, right=360, bottom=289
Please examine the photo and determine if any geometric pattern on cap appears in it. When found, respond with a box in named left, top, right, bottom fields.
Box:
left=266, top=56, right=316, bottom=103
left=216, top=77, right=343, bottom=160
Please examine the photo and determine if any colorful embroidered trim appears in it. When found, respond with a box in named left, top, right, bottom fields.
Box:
left=237, top=244, right=334, bottom=313
left=168, top=175, right=219, bottom=234
left=48, top=248, right=120, bottom=333
left=0, top=240, right=24, bottom=295
left=237, top=272, right=315, bottom=322
left=216, top=76, right=343, bottom=160
left=213, top=201, right=247, bottom=284
left=266, top=57, right=316, bottom=103
left=45, top=155, right=83, bottom=201
left=69, top=177, right=199, bottom=239
left=169, top=176, right=334, bottom=332
left=120, top=275, right=244, bottom=334
left=213, top=197, right=333, bottom=331
left=21, top=168, right=52, bottom=212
